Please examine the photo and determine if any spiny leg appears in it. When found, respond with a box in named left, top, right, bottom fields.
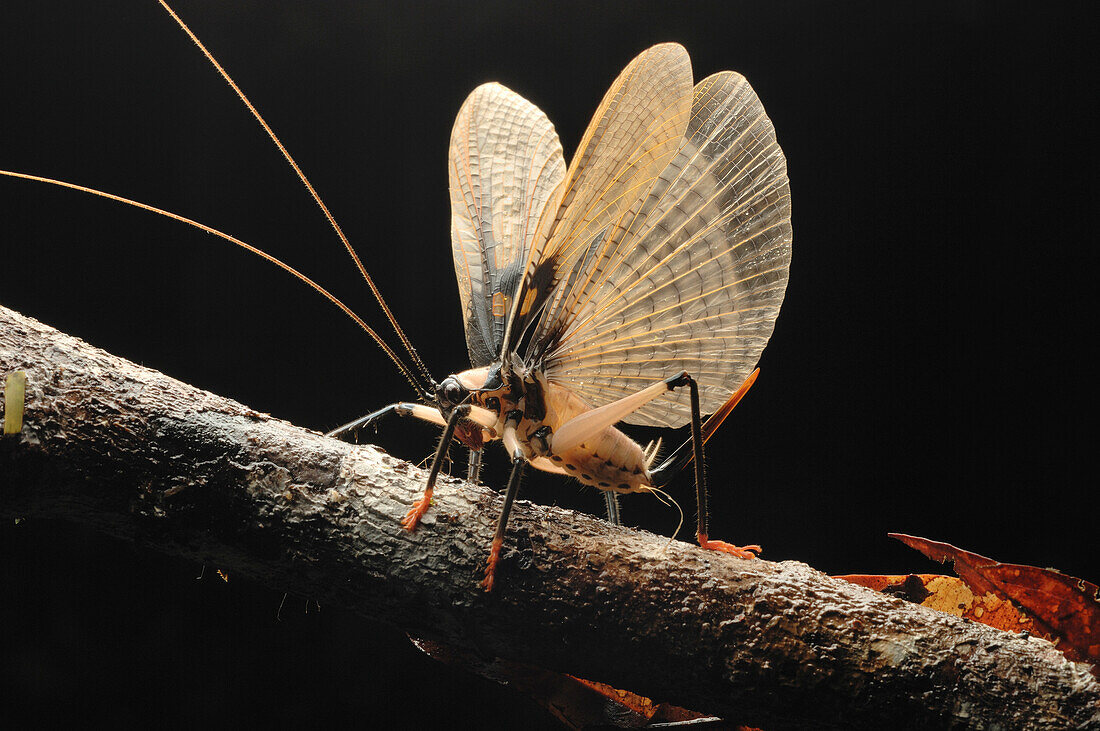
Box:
left=603, top=491, right=622, bottom=526
left=326, top=402, right=443, bottom=441
left=649, top=369, right=759, bottom=482
left=403, top=405, right=467, bottom=531
left=674, top=373, right=760, bottom=559
left=480, top=454, right=526, bottom=592
left=467, top=448, right=483, bottom=484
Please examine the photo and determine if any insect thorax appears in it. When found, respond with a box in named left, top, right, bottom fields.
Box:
left=454, top=362, right=652, bottom=491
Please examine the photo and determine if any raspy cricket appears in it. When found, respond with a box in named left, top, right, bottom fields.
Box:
left=1, top=2, right=791, bottom=592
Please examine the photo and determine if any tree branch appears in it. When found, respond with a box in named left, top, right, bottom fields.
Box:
left=1, top=304, right=1097, bottom=730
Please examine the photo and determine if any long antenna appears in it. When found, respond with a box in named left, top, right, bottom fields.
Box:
left=157, top=0, right=434, bottom=390
left=0, top=169, right=427, bottom=395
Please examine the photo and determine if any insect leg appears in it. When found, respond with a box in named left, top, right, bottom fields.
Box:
left=467, top=448, right=483, bottom=483
left=550, top=374, right=688, bottom=455
left=649, top=369, right=759, bottom=484
left=676, top=373, right=760, bottom=560
left=479, top=453, right=526, bottom=592
left=402, top=405, right=470, bottom=531
left=326, top=402, right=444, bottom=440
left=603, top=491, right=622, bottom=526
left=551, top=372, right=760, bottom=558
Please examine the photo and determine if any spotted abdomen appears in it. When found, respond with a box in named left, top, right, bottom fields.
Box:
left=535, top=383, right=652, bottom=492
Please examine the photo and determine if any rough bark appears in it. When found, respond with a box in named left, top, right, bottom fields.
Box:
left=1, top=303, right=1097, bottom=730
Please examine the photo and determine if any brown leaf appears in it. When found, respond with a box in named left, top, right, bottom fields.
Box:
left=838, top=574, right=1037, bottom=634
left=889, top=533, right=1100, bottom=668
left=569, top=677, right=716, bottom=726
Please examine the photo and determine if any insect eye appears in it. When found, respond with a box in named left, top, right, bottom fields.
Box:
left=486, top=397, right=500, bottom=412
left=441, top=379, right=465, bottom=405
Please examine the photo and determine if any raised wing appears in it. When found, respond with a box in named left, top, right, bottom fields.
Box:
left=501, top=44, right=694, bottom=361
left=449, top=82, right=566, bottom=366
left=543, top=71, right=793, bottom=427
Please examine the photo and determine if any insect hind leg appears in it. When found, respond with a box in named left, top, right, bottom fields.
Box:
left=603, top=491, right=622, bottom=526
left=467, top=448, right=483, bottom=483
left=549, top=372, right=690, bottom=455
left=650, top=368, right=760, bottom=489
left=670, top=373, right=760, bottom=560
left=550, top=371, right=759, bottom=559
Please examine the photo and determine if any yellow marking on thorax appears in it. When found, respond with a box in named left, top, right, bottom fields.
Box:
left=491, top=292, right=508, bottom=317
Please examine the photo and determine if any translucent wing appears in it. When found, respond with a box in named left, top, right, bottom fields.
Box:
left=501, top=44, right=694, bottom=360
left=450, top=82, right=566, bottom=367
left=543, top=71, right=793, bottom=427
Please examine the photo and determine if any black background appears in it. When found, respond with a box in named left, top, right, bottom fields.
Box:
left=1, top=1, right=1094, bottom=727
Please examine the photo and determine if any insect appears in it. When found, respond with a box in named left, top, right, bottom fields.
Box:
left=331, top=44, right=792, bottom=590
left=2, top=3, right=791, bottom=592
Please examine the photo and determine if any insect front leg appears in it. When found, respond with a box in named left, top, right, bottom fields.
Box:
left=401, top=403, right=498, bottom=531
left=327, top=402, right=454, bottom=531
left=400, top=400, right=499, bottom=529
left=480, top=451, right=526, bottom=592
left=401, top=406, right=464, bottom=531
left=480, top=410, right=526, bottom=592
left=326, top=402, right=445, bottom=440
left=328, top=403, right=495, bottom=533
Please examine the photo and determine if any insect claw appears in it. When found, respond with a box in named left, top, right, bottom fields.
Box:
left=697, top=533, right=761, bottom=559
left=402, top=490, right=433, bottom=531
left=479, top=536, right=504, bottom=592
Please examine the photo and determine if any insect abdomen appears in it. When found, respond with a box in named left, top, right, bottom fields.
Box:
left=544, top=384, right=650, bottom=493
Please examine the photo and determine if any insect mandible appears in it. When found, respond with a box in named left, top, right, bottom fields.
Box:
left=2, top=3, right=792, bottom=592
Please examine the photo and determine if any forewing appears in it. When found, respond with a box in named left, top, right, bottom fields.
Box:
left=450, top=82, right=566, bottom=366
left=544, top=71, right=793, bottom=427
left=501, top=44, right=694, bottom=360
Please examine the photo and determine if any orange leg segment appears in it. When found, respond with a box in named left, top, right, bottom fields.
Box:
left=479, top=451, right=526, bottom=592
left=697, top=532, right=761, bottom=560
left=678, top=372, right=760, bottom=562
left=402, top=488, right=433, bottom=531
left=478, top=536, right=504, bottom=592
left=403, top=406, right=468, bottom=532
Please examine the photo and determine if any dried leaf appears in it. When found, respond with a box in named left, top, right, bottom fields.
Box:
left=408, top=636, right=735, bottom=728
left=411, top=636, right=646, bottom=728
left=838, top=574, right=1037, bottom=634
left=568, top=676, right=715, bottom=725
left=890, top=533, right=1100, bottom=667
